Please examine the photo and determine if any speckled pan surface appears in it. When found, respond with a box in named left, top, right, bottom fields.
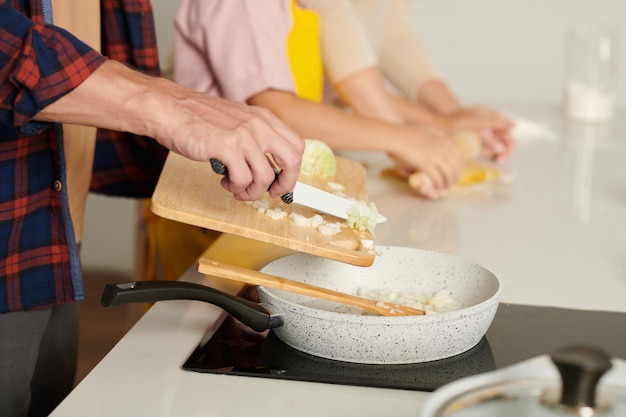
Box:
left=259, top=246, right=502, bottom=364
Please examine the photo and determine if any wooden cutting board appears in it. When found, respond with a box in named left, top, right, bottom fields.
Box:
left=151, top=152, right=376, bottom=266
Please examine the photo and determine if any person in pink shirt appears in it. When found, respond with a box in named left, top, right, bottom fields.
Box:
left=174, top=0, right=464, bottom=198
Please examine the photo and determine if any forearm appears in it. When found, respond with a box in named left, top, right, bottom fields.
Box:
left=416, top=78, right=462, bottom=115
left=387, top=94, right=448, bottom=130
left=331, top=67, right=443, bottom=130
left=249, top=89, right=407, bottom=154
left=37, top=60, right=305, bottom=201
left=332, top=67, right=404, bottom=124
left=35, top=60, right=159, bottom=136
left=37, top=58, right=262, bottom=150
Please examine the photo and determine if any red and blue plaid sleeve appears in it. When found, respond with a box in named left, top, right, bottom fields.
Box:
left=0, top=0, right=167, bottom=313
left=0, top=0, right=108, bottom=312
left=0, top=0, right=107, bottom=132
left=91, top=0, right=168, bottom=198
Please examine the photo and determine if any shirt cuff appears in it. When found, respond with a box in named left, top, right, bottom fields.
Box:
left=11, top=22, right=106, bottom=126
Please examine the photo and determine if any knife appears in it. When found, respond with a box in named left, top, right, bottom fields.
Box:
left=209, top=159, right=388, bottom=224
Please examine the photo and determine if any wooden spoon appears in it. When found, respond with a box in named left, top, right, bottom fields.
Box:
left=198, top=258, right=425, bottom=317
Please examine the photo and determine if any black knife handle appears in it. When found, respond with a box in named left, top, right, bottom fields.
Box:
left=209, top=158, right=293, bottom=204
left=101, top=280, right=284, bottom=332
left=209, top=158, right=228, bottom=175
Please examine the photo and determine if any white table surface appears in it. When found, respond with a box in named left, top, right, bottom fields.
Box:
left=52, top=104, right=626, bottom=416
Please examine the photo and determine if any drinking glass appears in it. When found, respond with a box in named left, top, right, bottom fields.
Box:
left=564, top=24, right=618, bottom=123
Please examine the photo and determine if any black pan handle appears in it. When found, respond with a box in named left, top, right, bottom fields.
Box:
left=209, top=158, right=293, bottom=204
left=101, top=280, right=284, bottom=332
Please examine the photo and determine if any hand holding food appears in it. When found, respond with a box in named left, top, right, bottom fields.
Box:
left=388, top=126, right=464, bottom=199
left=384, top=131, right=502, bottom=198
left=437, top=106, right=516, bottom=162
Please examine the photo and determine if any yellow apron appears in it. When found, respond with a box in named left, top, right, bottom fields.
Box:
left=140, top=1, right=324, bottom=281
left=287, top=0, right=324, bottom=102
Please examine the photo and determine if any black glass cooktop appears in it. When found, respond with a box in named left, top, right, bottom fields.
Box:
left=182, top=287, right=626, bottom=392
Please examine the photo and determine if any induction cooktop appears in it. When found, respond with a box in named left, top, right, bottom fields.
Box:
left=182, top=287, right=626, bottom=392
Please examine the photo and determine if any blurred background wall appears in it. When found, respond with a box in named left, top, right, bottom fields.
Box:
left=407, top=0, right=624, bottom=107
left=80, top=0, right=624, bottom=277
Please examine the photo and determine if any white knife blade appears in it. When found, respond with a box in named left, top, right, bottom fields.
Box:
left=289, top=182, right=388, bottom=224
left=209, top=158, right=387, bottom=223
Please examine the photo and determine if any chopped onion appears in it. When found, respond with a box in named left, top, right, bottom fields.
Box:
left=357, top=287, right=461, bottom=314
left=289, top=213, right=313, bottom=227
left=266, top=208, right=288, bottom=220
left=318, top=222, right=342, bottom=236
left=300, top=139, right=337, bottom=178
left=346, top=201, right=379, bottom=236
left=309, top=214, right=325, bottom=228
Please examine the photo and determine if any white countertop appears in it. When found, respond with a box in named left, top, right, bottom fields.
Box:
left=52, top=104, right=626, bottom=416
left=359, top=104, right=626, bottom=313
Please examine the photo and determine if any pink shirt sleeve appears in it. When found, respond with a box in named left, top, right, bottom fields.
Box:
left=173, top=0, right=297, bottom=103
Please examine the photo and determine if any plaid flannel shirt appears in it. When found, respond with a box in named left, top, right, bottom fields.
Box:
left=0, top=0, right=167, bottom=313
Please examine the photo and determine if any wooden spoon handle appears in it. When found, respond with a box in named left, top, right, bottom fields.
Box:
left=198, top=258, right=425, bottom=316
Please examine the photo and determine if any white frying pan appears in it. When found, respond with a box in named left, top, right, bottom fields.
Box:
left=102, top=246, right=501, bottom=364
